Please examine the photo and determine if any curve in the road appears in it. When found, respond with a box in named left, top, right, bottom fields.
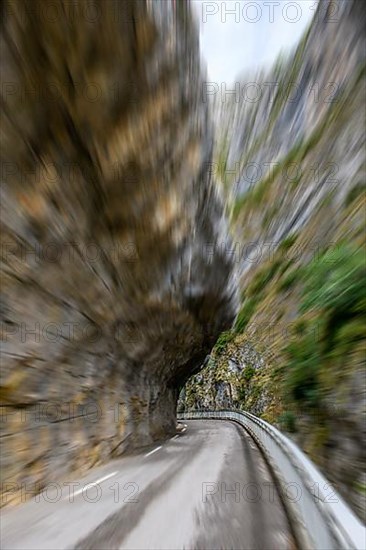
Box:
left=2, top=420, right=293, bottom=550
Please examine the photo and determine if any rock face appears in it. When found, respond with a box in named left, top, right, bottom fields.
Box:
left=0, top=0, right=238, bottom=504
left=178, top=343, right=265, bottom=413
left=181, top=0, right=365, bottom=518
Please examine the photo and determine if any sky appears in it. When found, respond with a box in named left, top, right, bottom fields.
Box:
left=192, top=1, right=317, bottom=83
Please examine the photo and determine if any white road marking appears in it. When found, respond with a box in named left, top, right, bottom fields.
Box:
left=63, top=471, right=117, bottom=500
left=144, top=445, right=162, bottom=458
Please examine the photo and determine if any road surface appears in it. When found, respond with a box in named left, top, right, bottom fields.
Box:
left=1, top=420, right=293, bottom=549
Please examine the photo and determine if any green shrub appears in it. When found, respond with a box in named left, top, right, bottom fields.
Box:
left=278, top=269, right=299, bottom=292
left=246, top=260, right=282, bottom=296
left=283, top=328, right=322, bottom=408
left=278, top=411, right=297, bottom=433
left=278, top=258, right=295, bottom=275
left=279, top=234, right=298, bottom=251
left=300, top=245, right=365, bottom=316
left=234, top=298, right=257, bottom=333
left=237, top=380, right=247, bottom=402
left=242, top=365, right=256, bottom=381
left=213, top=331, right=234, bottom=355
left=344, top=182, right=366, bottom=207
left=281, top=244, right=365, bottom=411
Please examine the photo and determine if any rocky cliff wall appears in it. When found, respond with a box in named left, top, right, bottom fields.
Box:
left=180, top=0, right=365, bottom=518
left=0, top=0, right=238, bottom=504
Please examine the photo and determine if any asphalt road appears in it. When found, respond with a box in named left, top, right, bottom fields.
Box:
left=1, top=420, right=293, bottom=550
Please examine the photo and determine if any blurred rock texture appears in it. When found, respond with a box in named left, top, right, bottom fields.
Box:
left=180, top=0, right=366, bottom=518
left=0, top=0, right=238, bottom=504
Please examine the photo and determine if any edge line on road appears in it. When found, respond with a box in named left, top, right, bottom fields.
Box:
left=144, top=445, right=162, bottom=458
left=63, top=471, right=118, bottom=500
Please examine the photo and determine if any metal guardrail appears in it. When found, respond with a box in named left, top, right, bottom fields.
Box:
left=177, top=409, right=365, bottom=550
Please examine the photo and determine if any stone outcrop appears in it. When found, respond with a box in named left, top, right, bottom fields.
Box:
left=0, top=0, right=238, bottom=504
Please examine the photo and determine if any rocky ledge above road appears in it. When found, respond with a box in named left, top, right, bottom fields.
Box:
left=0, top=0, right=238, bottom=505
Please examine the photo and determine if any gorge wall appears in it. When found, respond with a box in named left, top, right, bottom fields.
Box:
left=180, top=0, right=365, bottom=519
left=0, top=0, right=238, bottom=504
